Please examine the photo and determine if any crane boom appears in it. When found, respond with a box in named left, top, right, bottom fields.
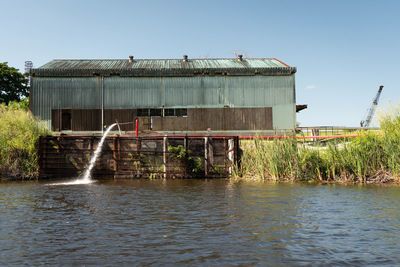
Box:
left=360, top=85, right=384, bottom=128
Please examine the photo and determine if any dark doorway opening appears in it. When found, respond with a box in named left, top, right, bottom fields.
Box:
left=61, top=110, right=71, bottom=130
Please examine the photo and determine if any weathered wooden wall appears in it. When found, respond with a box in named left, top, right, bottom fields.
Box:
left=52, top=109, right=143, bottom=131
left=152, top=107, right=272, bottom=131
left=50, top=108, right=272, bottom=132
left=38, top=135, right=239, bottom=179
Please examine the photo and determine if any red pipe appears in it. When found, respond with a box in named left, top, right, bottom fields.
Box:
left=273, top=58, right=291, bottom=68
left=239, top=133, right=380, bottom=140
left=135, top=118, right=139, bottom=137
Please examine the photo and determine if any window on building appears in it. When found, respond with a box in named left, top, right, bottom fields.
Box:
left=137, top=109, right=150, bottom=116
left=164, top=108, right=187, bottom=117
left=150, top=109, right=162, bottom=117
left=175, top=108, right=187, bottom=117
left=164, top=109, right=175, bottom=116
left=137, top=108, right=187, bottom=117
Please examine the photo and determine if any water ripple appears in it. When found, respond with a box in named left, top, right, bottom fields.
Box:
left=1, top=180, right=400, bottom=265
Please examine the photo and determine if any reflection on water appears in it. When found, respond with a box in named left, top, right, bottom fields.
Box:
left=1, top=180, right=400, bottom=265
left=47, top=178, right=96, bottom=186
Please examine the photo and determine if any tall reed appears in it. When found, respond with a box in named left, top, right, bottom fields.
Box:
left=0, top=102, right=50, bottom=179
left=236, top=109, right=400, bottom=183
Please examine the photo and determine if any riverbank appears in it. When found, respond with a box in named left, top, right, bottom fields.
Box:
left=2, top=101, right=400, bottom=184
left=234, top=109, right=400, bottom=184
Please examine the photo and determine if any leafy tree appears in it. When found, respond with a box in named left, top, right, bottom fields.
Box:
left=0, top=62, right=28, bottom=103
left=7, top=98, right=30, bottom=111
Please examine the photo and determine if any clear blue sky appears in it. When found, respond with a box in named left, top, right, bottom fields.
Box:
left=2, top=0, right=399, bottom=127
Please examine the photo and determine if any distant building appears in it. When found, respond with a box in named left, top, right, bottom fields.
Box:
left=30, top=56, right=300, bottom=135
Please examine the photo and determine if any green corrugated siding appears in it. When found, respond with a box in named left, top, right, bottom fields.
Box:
left=104, top=77, right=162, bottom=108
left=30, top=77, right=101, bottom=128
left=31, top=75, right=296, bottom=130
left=103, top=76, right=294, bottom=108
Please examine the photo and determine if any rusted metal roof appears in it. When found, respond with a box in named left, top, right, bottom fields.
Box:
left=31, top=58, right=296, bottom=77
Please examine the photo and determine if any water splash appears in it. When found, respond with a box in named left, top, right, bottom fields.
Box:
left=81, top=123, right=118, bottom=182
left=48, top=123, right=117, bottom=185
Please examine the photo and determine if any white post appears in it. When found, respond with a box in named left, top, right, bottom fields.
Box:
left=228, top=139, right=234, bottom=175
left=101, top=76, right=104, bottom=133
left=163, top=136, right=168, bottom=179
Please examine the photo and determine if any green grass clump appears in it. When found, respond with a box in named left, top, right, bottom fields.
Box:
left=237, top=137, right=325, bottom=181
left=380, top=108, right=400, bottom=177
left=0, top=102, right=50, bottom=179
left=235, top=108, right=400, bottom=183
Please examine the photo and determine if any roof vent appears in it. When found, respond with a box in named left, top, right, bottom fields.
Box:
left=183, top=55, right=188, bottom=62
left=129, top=55, right=134, bottom=63
left=237, top=54, right=243, bottom=61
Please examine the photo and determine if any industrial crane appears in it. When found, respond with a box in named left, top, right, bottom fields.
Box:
left=360, top=85, right=384, bottom=128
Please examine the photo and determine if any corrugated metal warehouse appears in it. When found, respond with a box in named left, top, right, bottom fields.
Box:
left=30, top=55, right=299, bottom=135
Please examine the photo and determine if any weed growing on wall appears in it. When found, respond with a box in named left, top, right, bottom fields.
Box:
left=168, top=145, right=203, bottom=177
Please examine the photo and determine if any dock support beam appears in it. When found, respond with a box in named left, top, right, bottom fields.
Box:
left=113, top=135, right=120, bottom=178
left=204, top=137, right=208, bottom=176
left=163, top=136, right=168, bottom=179
left=136, top=137, right=141, bottom=177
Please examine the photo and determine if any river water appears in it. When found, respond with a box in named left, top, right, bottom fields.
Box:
left=1, top=179, right=400, bottom=266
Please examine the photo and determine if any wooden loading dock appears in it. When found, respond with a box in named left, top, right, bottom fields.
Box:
left=38, top=135, right=239, bottom=179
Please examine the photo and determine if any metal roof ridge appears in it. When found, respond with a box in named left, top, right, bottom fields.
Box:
left=50, top=57, right=281, bottom=61
left=35, top=67, right=294, bottom=70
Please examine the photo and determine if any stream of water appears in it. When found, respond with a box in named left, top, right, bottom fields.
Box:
left=50, top=123, right=117, bottom=186
left=1, top=179, right=400, bottom=266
